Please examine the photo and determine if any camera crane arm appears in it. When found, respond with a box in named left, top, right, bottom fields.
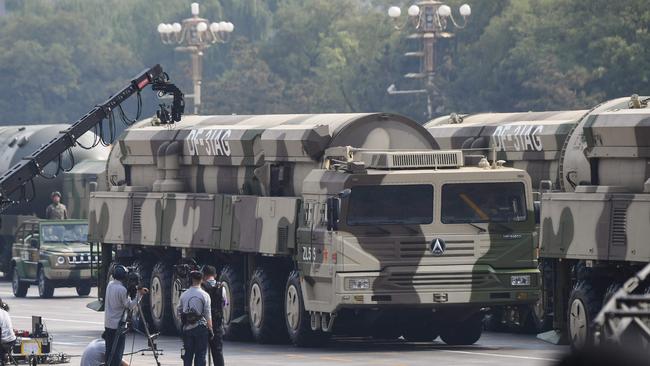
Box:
left=0, top=64, right=184, bottom=211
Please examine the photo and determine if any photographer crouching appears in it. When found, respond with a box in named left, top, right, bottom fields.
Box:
left=178, top=270, right=212, bottom=366
left=104, top=265, right=148, bottom=366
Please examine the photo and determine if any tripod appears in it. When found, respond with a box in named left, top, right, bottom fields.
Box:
left=106, top=298, right=161, bottom=366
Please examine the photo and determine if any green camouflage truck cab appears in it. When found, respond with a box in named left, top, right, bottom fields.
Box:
left=90, top=113, right=538, bottom=346
left=11, top=219, right=98, bottom=298
left=426, top=96, right=650, bottom=350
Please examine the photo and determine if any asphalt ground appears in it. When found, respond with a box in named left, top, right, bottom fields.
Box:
left=0, top=282, right=570, bottom=366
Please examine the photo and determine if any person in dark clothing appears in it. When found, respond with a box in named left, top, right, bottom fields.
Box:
left=178, top=271, right=212, bottom=366
left=201, top=266, right=224, bottom=366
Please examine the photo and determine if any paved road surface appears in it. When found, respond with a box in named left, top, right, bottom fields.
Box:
left=0, top=283, right=569, bottom=366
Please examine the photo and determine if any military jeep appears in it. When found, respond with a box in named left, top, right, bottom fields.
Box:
left=11, top=220, right=98, bottom=298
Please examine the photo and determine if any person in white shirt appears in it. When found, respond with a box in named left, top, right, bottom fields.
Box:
left=80, top=339, right=129, bottom=366
left=0, top=298, right=16, bottom=362
left=104, top=265, right=147, bottom=366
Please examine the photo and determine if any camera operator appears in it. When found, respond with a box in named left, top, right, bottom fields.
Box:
left=0, top=298, right=16, bottom=363
left=201, top=266, right=225, bottom=366
left=104, top=265, right=148, bottom=366
left=177, top=270, right=212, bottom=366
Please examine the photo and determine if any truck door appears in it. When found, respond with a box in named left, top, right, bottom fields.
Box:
left=306, top=199, right=337, bottom=311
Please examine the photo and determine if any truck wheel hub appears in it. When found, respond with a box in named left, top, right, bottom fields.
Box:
left=286, top=285, right=300, bottom=331
left=569, top=299, right=587, bottom=347
left=249, top=283, right=263, bottom=328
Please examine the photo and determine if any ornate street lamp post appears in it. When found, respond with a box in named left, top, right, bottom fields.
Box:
left=157, top=2, right=234, bottom=114
left=387, top=1, right=470, bottom=118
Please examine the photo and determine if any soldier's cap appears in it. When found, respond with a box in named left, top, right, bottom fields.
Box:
left=51, top=191, right=62, bottom=198
left=190, top=270, right=203, bottom=281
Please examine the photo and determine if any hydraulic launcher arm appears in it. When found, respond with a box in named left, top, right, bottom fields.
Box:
left=0, top=64, right=184, bottom=211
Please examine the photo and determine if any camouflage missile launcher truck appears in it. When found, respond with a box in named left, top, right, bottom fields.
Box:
left=426, top=96, right=650, bottom=350
left=0, top=125, right=108, bottom=278
left=89, top=113, right=540, bottom=346
left=11, top=219, right=98, bottom=298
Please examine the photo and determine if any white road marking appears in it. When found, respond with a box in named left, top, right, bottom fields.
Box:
left=439, top=349, right=557, bottom=361
left=12, top=315, right=103, bottom=325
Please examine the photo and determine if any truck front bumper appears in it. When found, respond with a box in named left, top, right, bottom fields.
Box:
left=334, top=265, right=540, bottom=309
left=44, top=267, right=95, bottom=282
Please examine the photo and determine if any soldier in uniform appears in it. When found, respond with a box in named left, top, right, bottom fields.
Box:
left=45, top=191, right=68, bottom=220
left=201, top=266, right=224, bottom=366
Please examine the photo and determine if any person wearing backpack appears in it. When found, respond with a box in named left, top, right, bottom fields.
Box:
left=178, top=270, right=212, bottom=366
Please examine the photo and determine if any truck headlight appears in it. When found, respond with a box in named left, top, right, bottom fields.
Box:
left=348, top=278, right=370, bottom=290
left=56, top=256, right=66, bottom=266
left=511, top=275, right=531, bottom=286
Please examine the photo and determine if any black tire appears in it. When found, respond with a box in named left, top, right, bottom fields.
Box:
left=131, top=261, right=154, bottom=333
left=149, top=261, right=176, bottom=335
left=171, top=269, right=185, bottom=334
left=402, top=321, right=439, bottom=342
left=602, top=282, right=622, bottom=307
left=76, top=283, right=92, bottom=297
left=248, top=267, right=287, bottom=343
left=440, top=313, right=484, bottom=345
left=37, top=268, right=54, bottom=298
left=483, top=307, right=507, bottom=332
left=285, top=270, right=329, bottom=347
left=12, top=267, right=28, bottom=298
left=568, top=280, right=602, bottom=351
left=219, top=265, right=249, bottom=340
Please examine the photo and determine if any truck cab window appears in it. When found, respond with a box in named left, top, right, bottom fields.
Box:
left=347, top=184, right=434, bottom=226
left=441, top=182, right=527, bottom=223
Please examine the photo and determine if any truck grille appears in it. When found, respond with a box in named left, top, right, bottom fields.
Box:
left=387, top=271, right=492, bottom=290
left=400, top=239, right=475, bottom=259
left=68, top=254, right=100, bottom=265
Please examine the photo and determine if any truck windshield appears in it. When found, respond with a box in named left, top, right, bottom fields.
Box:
left=347, top=184, right=433, bottom=226
left=41, top=224, right=89, bottom=243
left=441, top=182, right=527, bottom=223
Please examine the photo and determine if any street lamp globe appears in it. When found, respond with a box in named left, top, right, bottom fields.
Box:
left=407, top=5, right=420, bottom=17
left=225, top=22, right=235, bottom=32
left=459, top=4, right=471, bottom=17
left=437, top=5, right=451, bottom=17
left=196, top=22, right=208, bottom=32
left=157, top=23, right=166, bottom=34
left=388, top=6, right=401, bottom=18
left=191, top=2, right=200, bottom=16
left=172, top=22, right=182, bottom=33
left=210, top=22, right=221, bottom=32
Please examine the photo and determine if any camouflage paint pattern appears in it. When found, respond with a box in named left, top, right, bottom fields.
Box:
left=426, top=110, right=587, bottom=190
left=539, top=103, right=650, bottom=263
left=0, top=125, right=108, bottom=274
left=89, top=112, right=539, bottom=331
left=11, top=219, right=96, bottom=285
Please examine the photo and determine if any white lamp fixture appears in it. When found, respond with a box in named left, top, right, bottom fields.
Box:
left=388, top=6, right=401, bottom=18
left=191, top=2, right=199, bottom=16
left=407, top=5, right=420, bottom=17
left=459, top=4, right=472, bottom=17
left=437, top=5, right=452, bottom=17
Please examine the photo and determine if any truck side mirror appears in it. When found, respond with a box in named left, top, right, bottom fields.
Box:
left=30, top=239, right=39, bottom=249
left=326, top=197, right=340, bottom=231
left=533, top=201, right=541, bottom=225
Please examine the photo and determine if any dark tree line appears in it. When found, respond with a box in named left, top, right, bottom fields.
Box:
left=1, top=0, right=648, bottom=125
